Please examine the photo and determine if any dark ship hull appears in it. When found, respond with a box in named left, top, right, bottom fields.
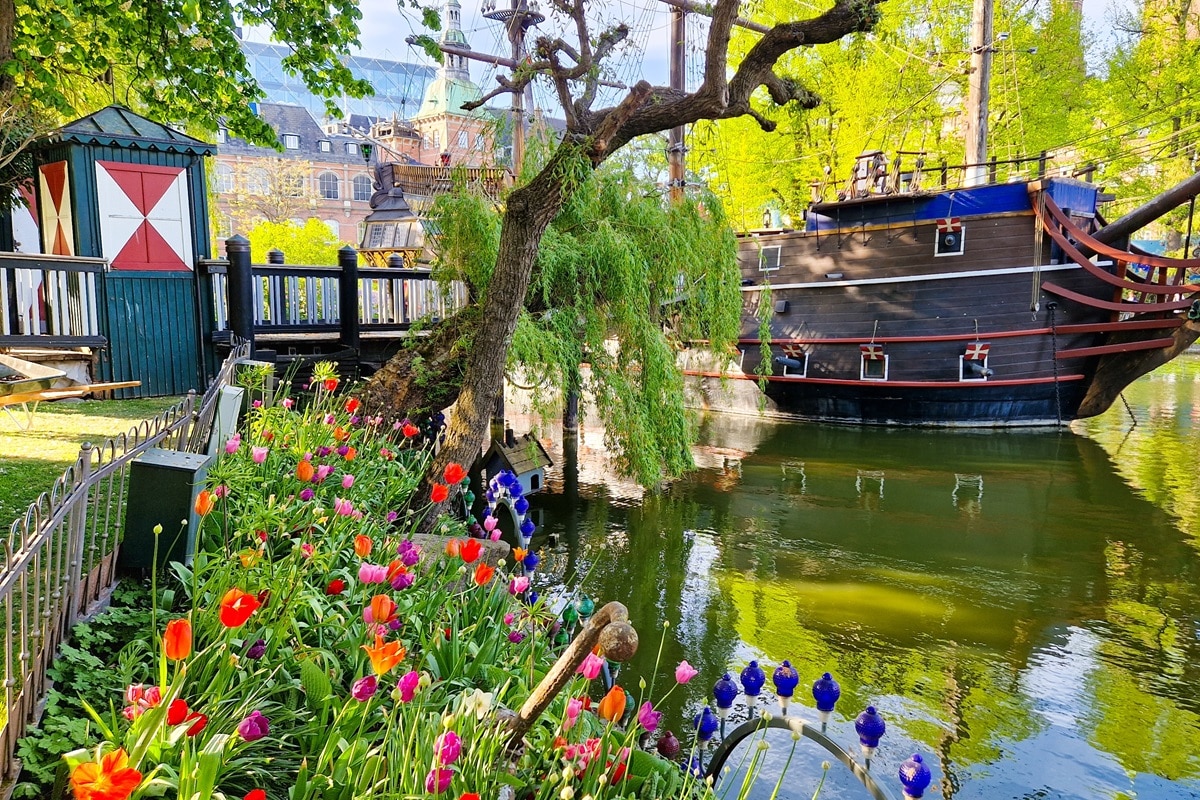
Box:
left=685, top=177, right=1200, bottom=426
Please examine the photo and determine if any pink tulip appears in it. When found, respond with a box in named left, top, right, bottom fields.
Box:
left=578, top=652, right=604, bottom=680
left=563, top=697, right=583, bottom=730
left=637, top=701, right=662, bottom=731
left=252, top=446, right=268, bottom=464
left=425, top=767, right=453, bottom=794
left=341, top=474, right=355, bottom=489
left=434, top=730, right=462, bottom=765
left=224, top=436, right=240, bottom=454
left=282, top=397, right=294, bottom=409
left=398, top=670, right=420, bottom=702
left=675, top=660, right=699, bottom=684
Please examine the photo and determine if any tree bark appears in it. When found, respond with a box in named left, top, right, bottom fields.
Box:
left=0, top=0, right=14, bottom=96
left=402, top=145, right=584, bottom=529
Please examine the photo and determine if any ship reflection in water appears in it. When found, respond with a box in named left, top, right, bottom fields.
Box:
left=510, top=362, right=1200, bottom=800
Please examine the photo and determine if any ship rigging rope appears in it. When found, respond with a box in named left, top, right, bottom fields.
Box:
left=1032, top=192, right=1044, bottom=315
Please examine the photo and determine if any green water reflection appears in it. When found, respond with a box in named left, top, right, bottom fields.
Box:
left=522, top=356, right=1200, bottom=799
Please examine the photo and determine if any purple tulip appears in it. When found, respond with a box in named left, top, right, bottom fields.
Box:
left=246, top=639, right=266, bottom=660
left=638, top=701, right=662, bottom=732
left=352, top=675, right=378, bottom=701
left=434, top=731, right=462, bottom=765
left=299, top=488, right=314, bottom=502
left=237, top=710, right=270, bottom=741
left=425, top=767, right=453, bottom=794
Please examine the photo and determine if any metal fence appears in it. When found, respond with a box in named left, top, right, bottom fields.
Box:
left=0, top=340, right=249, bottom=790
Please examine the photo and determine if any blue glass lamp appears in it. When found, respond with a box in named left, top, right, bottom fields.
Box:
left=812, top=672, right=841, bottom=729
left=740, top=660, right=766, bottom=708
left=713, top=673, right=738, bottom=720
left=772, top=660, right=799, bottom=714
left=694, top=706, right=720, bottom=747
left=854, top=706, right=886, bottom=767
left=899, top=753, right=932, bottom=798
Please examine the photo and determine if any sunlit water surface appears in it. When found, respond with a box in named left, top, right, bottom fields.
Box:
left=507, top=357, right=1200, bottom=799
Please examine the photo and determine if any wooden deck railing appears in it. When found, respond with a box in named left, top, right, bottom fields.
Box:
left=0, top=253, right=106, bottom=348
left=202, top=237, right=469, bottom=350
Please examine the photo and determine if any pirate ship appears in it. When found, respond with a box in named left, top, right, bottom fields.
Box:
left=682, top=159, right=1200, bottom=426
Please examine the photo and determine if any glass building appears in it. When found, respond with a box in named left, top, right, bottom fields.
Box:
left=240, top=40, right=436, bottom=121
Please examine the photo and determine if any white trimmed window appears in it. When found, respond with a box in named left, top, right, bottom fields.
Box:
left=318, top=172, right=340, bottom=200
left=282, top=133, right=300, bottom=149
left=352, top=174, right=372, bottom=201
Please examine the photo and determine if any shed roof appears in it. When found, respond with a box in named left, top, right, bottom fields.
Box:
left=49, top=106, right=216, bottom=155
left=484, top=433, right=553, bottom=475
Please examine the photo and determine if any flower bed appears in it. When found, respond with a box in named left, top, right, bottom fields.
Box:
left=52, top=364, right=716, bottom=800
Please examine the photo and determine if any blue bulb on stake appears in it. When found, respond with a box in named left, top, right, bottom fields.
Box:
left=713, top=673, right=738, bottom=719
left=899, top=753, right=932, bottom=798
left=772, top=660, right=800, bottom=714
left=812, top=672, right=841, bottom=727
left=514, top=496, right=530, bottom=515
left=523, top=552, right=540, bottom=570
left=740, top=660, right=766, bottom=708
left=855, top=706, right=886, bottom=766
left=520, top=517, right=536, bottom=537
left=694, top=706, right=719, bottom=745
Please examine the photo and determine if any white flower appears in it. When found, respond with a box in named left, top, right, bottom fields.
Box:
left=559, top=787, right=575, bottom=800
left=461, top=688, right=494, bottom=720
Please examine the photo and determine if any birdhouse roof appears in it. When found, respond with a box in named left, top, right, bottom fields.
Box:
left=483, top=433, right=553, bottom=475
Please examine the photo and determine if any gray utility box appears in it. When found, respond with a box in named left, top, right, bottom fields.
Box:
left=118, top=448, right=213, bottom=571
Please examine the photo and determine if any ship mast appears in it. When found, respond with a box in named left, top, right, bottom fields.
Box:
left=965, top=0, right=994, bottom=186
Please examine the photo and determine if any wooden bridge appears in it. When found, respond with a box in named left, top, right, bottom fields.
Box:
left=0, top=237, right=467, bottom=396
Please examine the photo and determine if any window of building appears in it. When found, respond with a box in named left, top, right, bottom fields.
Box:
left=475, top=133, right=484, bottom=150
left=319, top=140, right=332, bottom=153
left=345, top=142, right=359, bottom=156
left=215, top=214, right=234, bottom=239
left=433, top=131, right=440, bottom=148
left=215, top=164, right=235, bottom=193
left=282, top=133, right=300, bottom=149
left=356, top=221, right=366, bottom=244
left=353, top=174, right=372, bottom=201
left=325, top=219, right=340, bottom=239
left=759, top=244, right=780, bottom=272
left=457, top=130, right=468, bottom=149
left=281, top=173, right=305, bottom=197
left=216, top=127, right=228, bottom=144
left=318, top=172, right=340, bottom=199
left=246, top=168, right=270, bottom=195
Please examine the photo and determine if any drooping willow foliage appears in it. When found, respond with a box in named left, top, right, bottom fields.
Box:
left=429, top=149, right=742, bottom=486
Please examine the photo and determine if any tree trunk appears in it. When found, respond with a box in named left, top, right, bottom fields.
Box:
left=0, top=0, right=15, bottom=95
left=388, top=144, right=583, bottom=530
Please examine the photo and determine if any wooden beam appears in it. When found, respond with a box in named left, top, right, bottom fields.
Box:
left=1054, top=338, right=1176, bottom=360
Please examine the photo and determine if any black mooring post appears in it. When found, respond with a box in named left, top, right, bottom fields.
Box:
left=225, top=235, right=254, bottom=350
left=563, top=390, right=579, bottom=434
left=338, top=245, right=360, bottom=352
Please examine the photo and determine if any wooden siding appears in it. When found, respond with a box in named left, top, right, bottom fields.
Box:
left=97, top=272, right=203, bottom=397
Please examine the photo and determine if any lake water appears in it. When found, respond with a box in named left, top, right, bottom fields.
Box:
left=514, top=356, right=1200, bottom=799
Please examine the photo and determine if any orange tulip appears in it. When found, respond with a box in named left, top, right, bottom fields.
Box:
left=512, top=547, right=528, bottom=562
left=333, top=426, right=349, bottom=442
left=194, top=490, right=216, bottom=517
left=598, top=686, right=626, bottom=723
left=444, top=538, right=462, bottom=557
left=344, top=446, right=357, bottom=461
left=70, top=747, right=142, bottom=800
left=296, top=461, right=315, bottom=482
left=218, top=588, right=261, bottom=628
left=473, top=563, right=495, bottom=586
left=362, top=634, right=406, bottom=675
left=369, top=594, right=396, bottom=624
left=163, top=618, right=192, bottom=661
left=354, top=535, right=373, bottom=558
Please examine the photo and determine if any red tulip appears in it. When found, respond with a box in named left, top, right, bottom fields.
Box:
left=431, top=483, right=449, bottom=503
left=459, top=538, right=482, bottom=564
left=443, top=463, right=467, bottom=485
left=218, top=588, right=261, bottom=628
left=325, top=579, right=346, bottom=596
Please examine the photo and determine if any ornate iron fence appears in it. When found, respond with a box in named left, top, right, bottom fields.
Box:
left=0, top=340, right=249, bottom=792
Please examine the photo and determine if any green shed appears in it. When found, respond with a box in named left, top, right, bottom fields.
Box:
left=31, top=106, right=217, bottom=397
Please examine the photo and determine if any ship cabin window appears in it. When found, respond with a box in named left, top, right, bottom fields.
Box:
left=959, top=342, right=992, bottom=381
left=860, top=343, right=888, bottom=381
left=759, top=245, right=781, bottom=272
left=934, top=217, right=965, bottom=257
left=775, top=344, right=807, bottom=377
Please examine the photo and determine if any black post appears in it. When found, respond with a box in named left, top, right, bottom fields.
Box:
left=338, top=245, right=360, bottom=352
left=1038, top=150, right=1048, bottom=178
left=225, top=235, right=254, bottom=350
left=563, top=389, right=579, bottom=435
left=267, top=249, right=285, bottom=264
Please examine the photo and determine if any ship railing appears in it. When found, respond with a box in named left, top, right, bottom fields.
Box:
left=821, top=151, right=1067, bottom=203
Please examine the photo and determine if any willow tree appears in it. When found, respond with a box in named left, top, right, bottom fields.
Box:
left=363, top=0, right=887, bottom=508
left=366, top=151, right=741, bottom=485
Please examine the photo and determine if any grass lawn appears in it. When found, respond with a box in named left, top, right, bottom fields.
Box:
left=0, top=397, right=180, bottom=525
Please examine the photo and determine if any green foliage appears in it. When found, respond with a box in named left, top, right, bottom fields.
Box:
left=246, top=219, right=343, bottom=266
left=695, top=0, right=1095, bottom=227
left=431, top=157, right=741, bottom=485
left=14, top=582, right=159, bottom=798
left=4, top=0, right=383, bottom=147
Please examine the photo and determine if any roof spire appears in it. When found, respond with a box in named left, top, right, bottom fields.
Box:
left=441, top=0, right=471, bottom=82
